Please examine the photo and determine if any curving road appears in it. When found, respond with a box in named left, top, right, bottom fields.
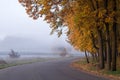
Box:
left=0, top=57, right=109, bottom=80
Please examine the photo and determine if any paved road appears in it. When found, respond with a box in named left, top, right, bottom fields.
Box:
left=0, top=57, right=109, bottom=80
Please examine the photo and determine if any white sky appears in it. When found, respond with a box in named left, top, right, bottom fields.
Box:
left=0, top=0, right=51, bottom=39
left=0, top=0, right=74, bottom=53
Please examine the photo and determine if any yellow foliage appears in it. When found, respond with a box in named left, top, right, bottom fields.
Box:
left=19, top=0, right=120, bottom=56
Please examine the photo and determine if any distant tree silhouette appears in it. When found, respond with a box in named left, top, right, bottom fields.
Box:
left=8, top=49, right=20, bottom=58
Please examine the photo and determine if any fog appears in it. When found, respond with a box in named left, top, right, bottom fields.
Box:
left=0, top=0, right=82, bottom=55
left=0, top=36, right=73, bottom=53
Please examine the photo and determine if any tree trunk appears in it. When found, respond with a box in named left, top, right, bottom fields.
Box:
left=106, top=24, right=112, bottom=70
left=97, top=29, right=105, bottom=69
left=104, top=44, right=107, bottom=62
left=91, top=54, right=95, bottom=61
left=111, top=0, right=117, bottom=71
left=95, top=53, right=98, bottom=62
left=90, top=32, right=99, bottom=62
left=111, top=23, right=117, bottom=71
left=85, top=51, right=90, bottom=63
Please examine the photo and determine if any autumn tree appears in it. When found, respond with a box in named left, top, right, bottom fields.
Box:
left=19, top=0, right=120, bottom=71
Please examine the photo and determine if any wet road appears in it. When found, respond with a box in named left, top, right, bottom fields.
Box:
left=0, top=57, right=109, bottom=80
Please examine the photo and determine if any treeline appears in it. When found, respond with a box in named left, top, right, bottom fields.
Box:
left=19, top=0, right=120, bottom=71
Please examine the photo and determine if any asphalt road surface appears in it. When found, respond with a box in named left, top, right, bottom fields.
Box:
left=0, top=57, right=109, bottom=80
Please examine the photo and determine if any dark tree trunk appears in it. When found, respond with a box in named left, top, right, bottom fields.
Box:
left=90, top=32, right=99, bottom=62
left=95, top=53, right=98, bottom=62
left=97, top=29, right=105, bottom=69
left=104, top=44, right=107, bottom=62
left=104, top=0, right=112, bottom=71
left=111, top=23, right=117, bottom=71
left=111, top=0, right=117, bottom=71
left=85, top=51, right=90, bottom=63
left=91, top=54, right=95, bottom=61
left=106, top=24, right=112, bottom=70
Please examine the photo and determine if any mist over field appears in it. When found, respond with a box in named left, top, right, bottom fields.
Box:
left=0, top=0, right=84, bottom=60
left=0, top=36, right=81, bottom=54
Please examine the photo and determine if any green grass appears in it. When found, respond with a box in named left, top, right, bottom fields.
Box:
left=0, top=58, right=57, bottom=69
left=75, top=58, right=88, bottom=65
left=73, top=58, right=120, bottom=79
left=104, top=68, right=120, bottom=76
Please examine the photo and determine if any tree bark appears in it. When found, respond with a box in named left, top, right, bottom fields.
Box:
left=85, top=51, right=90, bottom=63
left=97, top=29, right=105, bottom=69
left=95, top=53, right=98, bottom=62
left=104, top=44, right=107, bottom=62
left=111, top=0, right=117, bottom=71
left=103, top=0, right=112, bottom=71
left=106, top=24, right=112, bottom=70
left=111, top=24, right=117, bottom=71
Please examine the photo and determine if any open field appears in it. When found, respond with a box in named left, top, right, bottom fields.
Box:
left=0, top=57, right=59, bottom=69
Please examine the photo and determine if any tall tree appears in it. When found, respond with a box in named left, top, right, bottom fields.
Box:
left=19, top=0, right=120, bottom=71
left=111, top=0, right=117, bottom=71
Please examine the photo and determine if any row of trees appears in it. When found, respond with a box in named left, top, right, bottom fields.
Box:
left=19, top=0, right=120, bottom=71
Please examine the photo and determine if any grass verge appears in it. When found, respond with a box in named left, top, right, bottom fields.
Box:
left=0, top=58, right=56, bottom=69
left=71, top=58, right=120, bottom=80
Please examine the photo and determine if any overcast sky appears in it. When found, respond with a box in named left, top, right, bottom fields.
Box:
left=0, top=0, right=53, bottom=39
left=0, top=0, right=77, bottom=53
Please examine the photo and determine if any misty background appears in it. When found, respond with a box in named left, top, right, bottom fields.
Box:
left=0, top=0, right=82, bottom=56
